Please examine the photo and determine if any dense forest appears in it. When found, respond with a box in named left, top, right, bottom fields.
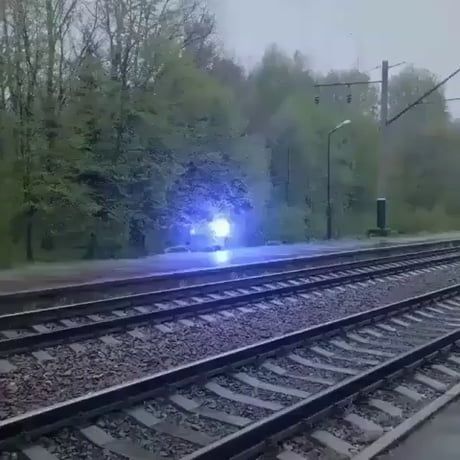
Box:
left=0, top=0, right=459, bottom=266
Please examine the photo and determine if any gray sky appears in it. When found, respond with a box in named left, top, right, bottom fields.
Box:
left=209, top=0, right=460, bottom=115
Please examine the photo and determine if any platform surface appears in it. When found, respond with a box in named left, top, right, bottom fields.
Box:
left=380, top=398, right=460, bottom=460
left=0, top=232, right=459, bottom=294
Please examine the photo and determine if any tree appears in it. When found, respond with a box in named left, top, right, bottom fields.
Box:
left=0, top=4, right=459, bottom=266
left=386, top=66, right=458, bottom=232
left=246, top=45, right=314, bottom=135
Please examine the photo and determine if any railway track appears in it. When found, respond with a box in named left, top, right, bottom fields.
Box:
left=2, top=284, right=460, bottom=459
left=266, top=346, right=460, bottom=460
left=1, top=246, right=460, bottom=356
left=3, top=239, right=460, bottom=313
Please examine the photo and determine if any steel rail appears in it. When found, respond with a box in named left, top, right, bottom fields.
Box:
left=1, top=250, right=460, bottom=356
left=187, top=331, right=460, bottom=460
left=1, top=282, right=459, bottom=448
left=2, top=245, right=458, bottom=330
left=2, top=239, right=460, bottom=309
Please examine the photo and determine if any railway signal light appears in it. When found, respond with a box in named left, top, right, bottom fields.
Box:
left=346, top=85, right=352, bottom=104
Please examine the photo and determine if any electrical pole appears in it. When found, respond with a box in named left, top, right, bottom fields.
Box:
left=286, top=146, right=291, bottom=205
left=315, top=67, right=389, bottom=235
left=315, top=62, right=460, bottom=238
left=327, top=133, right=332, bottom=239
left=377, top=60, right=389, bottom=233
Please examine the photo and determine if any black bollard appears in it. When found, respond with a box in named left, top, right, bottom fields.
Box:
left=377, top=198, right=387, bottom=232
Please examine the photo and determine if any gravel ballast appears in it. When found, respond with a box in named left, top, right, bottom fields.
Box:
left=2, top=262, right=460, bottom=419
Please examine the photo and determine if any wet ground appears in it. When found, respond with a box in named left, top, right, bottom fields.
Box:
left=381, top=399, right=460, bottom=460
left=1, top=232, right=459, bottom=293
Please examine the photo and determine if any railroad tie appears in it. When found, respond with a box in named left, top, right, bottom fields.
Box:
left=208, top=292, right=224, bottom=300
left=32, top=350, right=55, bottom=362
left=1, top=330, right=20, bottom=339
left=414, top=373, right=448, bottom=392
left=368, top=399, right=403, bottom=418
left=155, top=323, right=173, bottom=332
left=346, top=333, right=371, bottom=344
left=126, top=407, right=214, bottom=446
left=359, top=328, right=383, bottom=338
left=22, top=445, right=59, bottom=460
left=344, top=413, right=384, bottom=440
left=86, top=314, right=103, bottom=322
left=127, top=328, right=146, bottom=339
left=60, top=318, right=78, bottom=328
left=169, top=393, right=252, bottom=427
left=0, top=359, right=16, bottom=373
left=68, top=343, right=86, bottom=353
left=199, top=314, right=217, bottom=324
left=330, top=339, right=395, bottom=358
left=426, top=307, right=447, bottom=315
left=288, top=279, right=302, bottom=285
left=311, top=430, right=355, bottom=457
left=173, top=299, right=189, bottom=306
left=220, top=311, right=235, bottom=318
left=394, top=385, right=425, bottom=402
left=438, top=302, right=457, bottom=311
left=432, top=364, right=460, bottom=378
left=178, top=319, right=196, bottom=327
left=271, top=299, right=284, bottom=306
left=390, top=318, right=410, bottom=327
left=310, top=346, right=335, bottom=358
left=298, top=293, right=312, bottom=300
left=288, top=353, right=358, bottom=376
left=238, top=307, right=254, bottom=313
left=31, top=324, right=51, bottom=334
left=321, top=353, right=380, bottom=367
left=232, top=372, right=310, bottom=398
left=111, top=310, right=127, bottom=317
left=415, top=310, right=436, bottom=319
left=99, top=335, right=121, bottom=346
left=277, top=450, right=308, bottom=460
left=285, top=296, right=298, bottom=302
left=443, top=299, right=460, bottom=308
left=262, top=361, right=334, bottom=386
left=403, top=314, right=423, bottom=323
left=375, top=323, right=398, bottom=332
left=80, top=425, right=157, bottom=460
left=191, top=297, right=205, bottom=303
left=205, top=381, right=284, bottom=411
left=448, top=355, right=460, bottom=366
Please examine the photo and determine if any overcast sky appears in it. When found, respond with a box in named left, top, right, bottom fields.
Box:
left=209, top=0, right=460, bottom=115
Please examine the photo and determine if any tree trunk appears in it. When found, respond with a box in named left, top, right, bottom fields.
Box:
left=25, top=211, right=33, bottom=261
left=45, top=0, right=56, bottom=152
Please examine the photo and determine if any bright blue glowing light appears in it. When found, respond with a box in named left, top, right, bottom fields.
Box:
left=213, top=250, right=230, bottom=264
left=209, top=217, right=231, bottom=238
left=190, top=226, right=197, bottom=236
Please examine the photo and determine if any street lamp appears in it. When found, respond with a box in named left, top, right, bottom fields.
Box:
left=327, top=119, right=351, bottom=240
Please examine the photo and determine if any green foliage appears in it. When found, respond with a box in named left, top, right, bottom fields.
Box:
left=387, top=68, right=460, bottom=232
left=0, top=1, right=459, bottom=266
left=264, top=204, right=308, bottom=243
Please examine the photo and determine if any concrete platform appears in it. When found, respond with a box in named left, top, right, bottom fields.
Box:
left=381, top=399, right=460, bottom=460
left=0, top=232, right=459, bottom=294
